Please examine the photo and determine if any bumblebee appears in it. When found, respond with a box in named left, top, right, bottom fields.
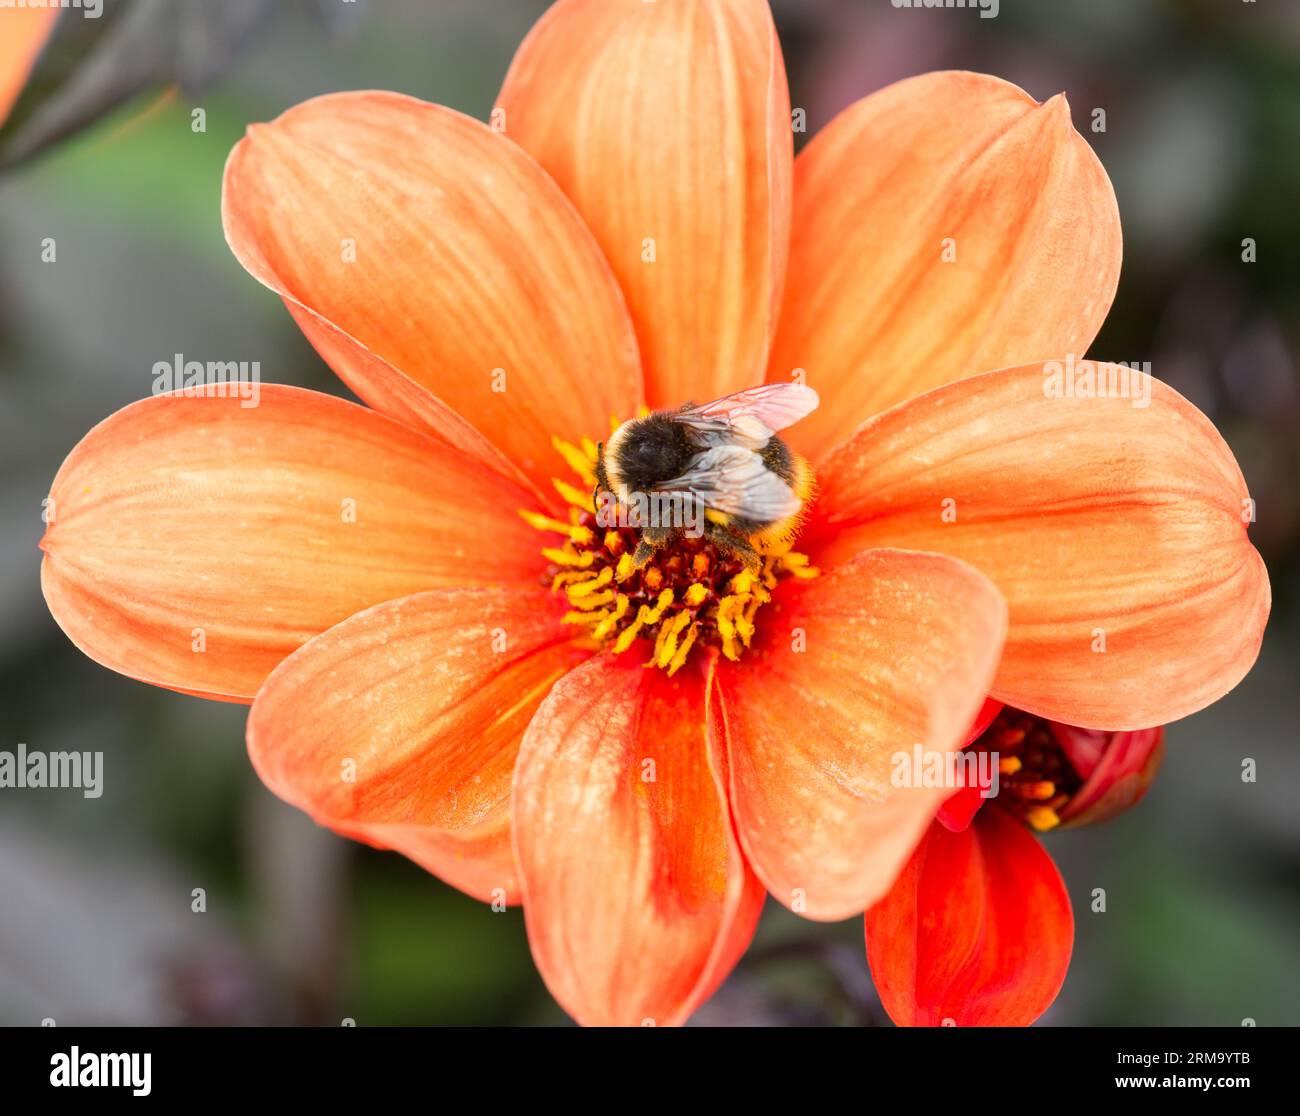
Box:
left=594, top=382, right=819, bottom=570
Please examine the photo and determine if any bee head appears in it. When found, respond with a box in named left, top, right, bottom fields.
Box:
left=609, top=415, right=693, bottom=494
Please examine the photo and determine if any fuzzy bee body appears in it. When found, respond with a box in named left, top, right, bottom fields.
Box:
left=595, top=383, right=819, bottom=570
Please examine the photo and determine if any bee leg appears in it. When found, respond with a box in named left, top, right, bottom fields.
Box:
left=705, top=522, right=762, bottom=573
left=631, top=525, right=674, bottom=569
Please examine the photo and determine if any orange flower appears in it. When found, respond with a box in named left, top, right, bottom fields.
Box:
left=0, top=5, right=58, bottom=128
left=40, top=0, right=1268, bottom=1026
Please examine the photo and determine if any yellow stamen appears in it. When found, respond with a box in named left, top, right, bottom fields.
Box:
left=640, top=589, right=674, bottom=625
left=562, top=609, right=609, bottom=627
left=1025, top=806, right=1061, bottom=832
left=552, top=478, right=594, bottom=512
left=730, top=570, right=755, bottom=595
left=612, top=614, right=646, bottom=653
left=1020, top=780, right=1057, bottom=801
left=655, top=611, right=692, bottom=668
left=591, top=595, right=630, bottom=640
left=568, top=590, right=614, bottom=611
left=567, top=567, right=613, bottom=598
left=666, top=622, right=700, bottom=676
left=551, top=437, right=596, bottom=486
left=542, top=546, right=594, bottom=569
left=520, top=511, right=573, bottom=535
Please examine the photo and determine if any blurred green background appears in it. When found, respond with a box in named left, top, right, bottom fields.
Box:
left=0, top=0, right=1297, bottom=1025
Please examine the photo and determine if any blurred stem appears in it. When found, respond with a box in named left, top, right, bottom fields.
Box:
left=246, top=789, right=349, bottom=1024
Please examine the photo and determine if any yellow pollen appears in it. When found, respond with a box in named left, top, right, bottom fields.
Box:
left=526, top=422, right=819, bottom=675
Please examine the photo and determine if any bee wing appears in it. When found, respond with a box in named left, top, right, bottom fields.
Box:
left=678, top=383, right=820, bottom=448
left=654, top=444, right=801, bottom=521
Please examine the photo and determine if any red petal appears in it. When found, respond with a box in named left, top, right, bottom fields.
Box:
left=866, top=808, right=1073, bottom=1026
left=936, top=698, right=1006, bottom=832
left=1055, top=724, right=1165, bottom=829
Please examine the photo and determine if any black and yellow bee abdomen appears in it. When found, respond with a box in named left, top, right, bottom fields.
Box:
left=742, top=436, right=815, bottom=552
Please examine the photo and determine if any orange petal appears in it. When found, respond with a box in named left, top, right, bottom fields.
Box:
left=247, top=588, right=580, bottom=903
left=41, top=386, right=543, bottom=703
left=865, top=809, right=1073, bottom=1027
left=712, top=549, right=1008, bottom=922
left=222, top=91, right=641, bottom=492
left=767, top=72, right=1121, bottom=457
left=514, top=654, right=763, bottom=1026
left=0, top=5, right=58, bottom=127
left=811, top=364, right=1271, bottom=729
left=498, top=0, right=792, bottom=408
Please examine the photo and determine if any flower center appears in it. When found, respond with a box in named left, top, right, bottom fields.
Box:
left=973, top=708, right=1084, bottom=831
left=522, top=430, right=818, bottom=676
